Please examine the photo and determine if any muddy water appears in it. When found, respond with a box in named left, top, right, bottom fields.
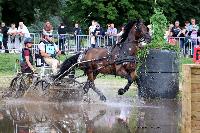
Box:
left=0, top=79, right=181, bottom=133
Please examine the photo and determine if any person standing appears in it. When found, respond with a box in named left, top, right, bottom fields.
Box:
left=170, top=21, right=181, bottom=37
left=106, top=23, right=117, bottom=46
left=92, top=23, right=105, bottom=47
left=188, top=18, right=199, bottom=55
left=74, top=23, right=82, bottom=51
left=1, top=22, right=9, bottom=53
left=58, top=23, right=67, bottom=52
left=116, top=25, right=125, bottom=43
left=17, top=22, right=30, bottom=52
left=0, top=28, right=3, bottom=52
left=7, top=23, right=17, bottom=53
left=43, top=21, right=53, bottom=35
left=89, top=20, right=97, bottom=48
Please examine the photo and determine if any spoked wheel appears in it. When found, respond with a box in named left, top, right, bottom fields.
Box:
left=2, top=73, right=33, bottom=98
left=53, top=78, right=85, bottom=101
left=2, top=77, right=19, bottom=98
left=34, top=80, right=51, bottom=98
left=15, top=74, right=33, bottom=98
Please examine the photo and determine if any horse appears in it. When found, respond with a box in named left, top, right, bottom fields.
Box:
left=54, top=20, right=151, bottom=101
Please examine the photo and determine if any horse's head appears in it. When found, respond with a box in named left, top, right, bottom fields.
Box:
left=133, top=20, right=151, bottom=44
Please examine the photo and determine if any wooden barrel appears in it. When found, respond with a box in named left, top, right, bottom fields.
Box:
left=137, top=49, right=179, bottom=99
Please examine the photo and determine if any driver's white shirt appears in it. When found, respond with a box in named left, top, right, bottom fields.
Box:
left=38, top=40, right=59, bottom=53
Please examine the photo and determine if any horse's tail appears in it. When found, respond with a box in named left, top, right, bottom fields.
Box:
left=54, top=53, right=81, bottom=80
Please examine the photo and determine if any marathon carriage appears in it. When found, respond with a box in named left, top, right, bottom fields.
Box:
left=2, top=51, right=86, bottom=101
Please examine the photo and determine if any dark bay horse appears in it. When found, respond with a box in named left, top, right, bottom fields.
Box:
left=54, top=20, right=151, bottom=101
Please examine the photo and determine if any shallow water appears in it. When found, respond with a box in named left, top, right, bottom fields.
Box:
left=0, top=79, right=181, bottom=133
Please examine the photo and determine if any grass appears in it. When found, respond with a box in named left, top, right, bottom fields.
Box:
left=0, top=53, right=194, bottom=75
left=0, top=53, right=20, bottom=75
left=0, top=53, right=71, bottom=76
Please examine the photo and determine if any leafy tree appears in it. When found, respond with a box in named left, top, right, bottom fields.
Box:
left=0, top=0, right=60, bottom=25
left=0, top=0, right=199, bottom=30
left=60, top=0, right=200, bottom=31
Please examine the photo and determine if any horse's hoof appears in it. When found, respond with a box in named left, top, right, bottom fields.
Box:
left=118, top=88, right=125, bottom=95
left=100, top=95, right=106, bottom=102
left=83, top=87, right=89, bottom=94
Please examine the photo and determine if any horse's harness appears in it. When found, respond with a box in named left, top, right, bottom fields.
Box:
left=77, top=21, right=146, bottom=75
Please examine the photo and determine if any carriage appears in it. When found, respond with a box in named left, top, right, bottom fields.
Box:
left=2, top=53, right=85, bottom=101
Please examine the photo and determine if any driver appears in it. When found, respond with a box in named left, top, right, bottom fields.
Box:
left=38, top=32, right=61, bottom=75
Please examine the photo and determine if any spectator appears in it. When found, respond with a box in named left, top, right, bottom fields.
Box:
left=198, top=29, right=200, bottom=45
left=164, top=24, right=173, bottom=42
left=177, top=27, right=188, bottom=54
left=0, top=28, right=3, bottom=52
left=106, top=23, right=117, bottom=46
left=7, top=23, right=17, bottom=53
left=43, top=21, right=53, bottom=35
left=188, top=18, right=199, bottom=55
left=92, top=23, right=105, bottom=47
left=73, top=23, right=82, bottom=51
left=38, top=32, right=61, bottom=75
left=147, top=25, right=152, bottom=37
left=184, top=20, right=190, bottom=33
left=170, top=21, right=181, bottom=37
left=89, top=20, right=97, bottom=48
left=58, top=23, right=67, bottom=52
left=116, top=25, right=125, bottom=43
left=17, top=22, right=30, bottom=49
left=1, top=22, right=9, bottom=53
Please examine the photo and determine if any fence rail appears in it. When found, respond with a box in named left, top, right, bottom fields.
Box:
left=1, top=33, right=200, bottom=56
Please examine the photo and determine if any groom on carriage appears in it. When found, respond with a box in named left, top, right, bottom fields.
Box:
left=38, top=32, right=62, bottom=75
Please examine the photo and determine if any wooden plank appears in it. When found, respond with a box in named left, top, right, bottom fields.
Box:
left=192, top=102, right=200, bottom=111
left=192, top=120, right=200, bottom=129
left=192, top=93, right=200, bottom=102
left=191, top=83, right=200, bottom=93
left=192, top=129, right=200, bottom=133
left=192, top=111, right=200, bottom=121
left=182, top=65, right=192, bottom=133
left=191, top=74, right=200, bottom=84
left=186, top=64, right=200, bottom=69
left=191, top=68, right=200, bottom=75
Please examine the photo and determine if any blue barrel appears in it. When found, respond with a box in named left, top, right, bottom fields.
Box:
left=137, top=49, right=179, bottom=99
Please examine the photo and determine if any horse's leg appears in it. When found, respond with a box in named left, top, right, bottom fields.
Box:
left=90, top=81, right=106, bottom=101
left=86, top=72, right=106, bottom=101
left=118, top=70, right=137, bottom=95
left=83, top=80, right=91, bottom=94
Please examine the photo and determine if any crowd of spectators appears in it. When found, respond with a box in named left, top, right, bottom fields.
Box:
left=0, top=19, right=199, bottom=56
left=164, top=18, right=200, bottom=55
left=0, top=21, right=30, bottom=53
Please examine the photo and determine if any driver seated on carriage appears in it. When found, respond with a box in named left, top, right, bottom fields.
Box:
left=37, top=32, right=61, bottom=75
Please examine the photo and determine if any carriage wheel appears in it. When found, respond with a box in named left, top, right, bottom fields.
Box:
left=15, top=74, right=33, bottom=98
left=5, top=76, right=23, bottom=98
left=34, top=80, right=51, bottom=97
left=2, top=77, right=18, bottom=98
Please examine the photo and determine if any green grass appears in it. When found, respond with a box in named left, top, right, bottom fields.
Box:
left=0, top=53, right=20, bottom=75
left=0, top=53, right=194, bottom=76
left=180, top=56, right=193, bottom=64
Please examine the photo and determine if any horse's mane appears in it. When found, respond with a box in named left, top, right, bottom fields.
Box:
left=120, top=20, right=137, bottom=43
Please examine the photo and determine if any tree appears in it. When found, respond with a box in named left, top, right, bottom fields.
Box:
left=0, top=0, right=60, bottom=25
left=0, top=0, right=199, bottom=30
left=60, top=0, right=200, bottom=31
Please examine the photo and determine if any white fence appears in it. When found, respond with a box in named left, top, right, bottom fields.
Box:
left=1, top=33, right=200, bottom=56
